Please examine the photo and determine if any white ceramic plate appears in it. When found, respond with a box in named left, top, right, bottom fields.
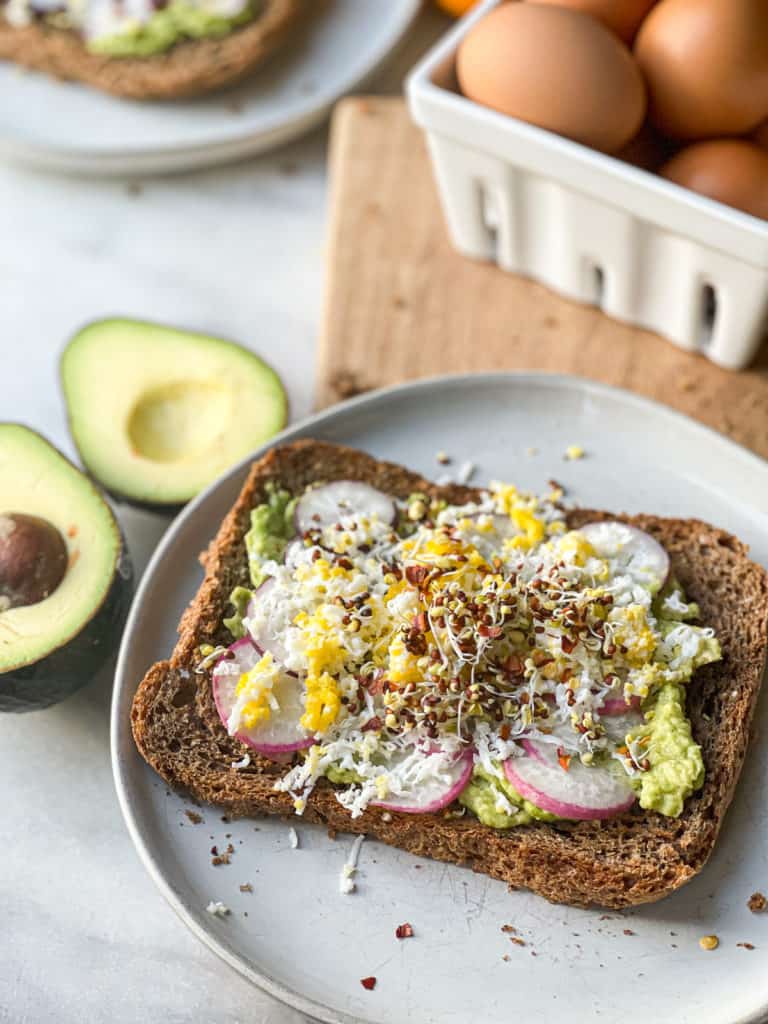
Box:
left=112, top=373, right=768, bottom=1024
left=0, top=0, right=420, bottom=174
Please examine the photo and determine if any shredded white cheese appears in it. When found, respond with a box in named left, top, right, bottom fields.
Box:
left=206, top=901, right=230, bottom=918
left=457, top=460, right=476, bottom=484
left=339, top=834, right=365, bottom=894
left=231, top=753, right=251, bottom=769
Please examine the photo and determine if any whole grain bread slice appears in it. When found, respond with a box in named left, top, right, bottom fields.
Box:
left=0, top=0, right=301, bottom=99
left=131, top=440, right=768, bottom=908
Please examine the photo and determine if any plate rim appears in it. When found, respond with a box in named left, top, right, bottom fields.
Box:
left=111, top=370, right=768, bottom=1024
left=0, top=0, right=421, bottom=174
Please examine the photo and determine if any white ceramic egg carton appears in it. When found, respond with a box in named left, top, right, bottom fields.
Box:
left=407, top=0, right=768, bottom=370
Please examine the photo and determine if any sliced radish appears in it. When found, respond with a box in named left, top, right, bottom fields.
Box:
left=579, top=521, right=669, bottom=593
left=504, top=742, right=635, bottom=820
left=600, top=695, right=642, bottom=715
left=602, top=709, right=644, bottom=745
left=521, top=737, right=550, bottom=764
left=212, top=639, right=312, bottom=755
left=294, top=481, right=395, bottom=534
left=371, top=747, right=474, bottom=815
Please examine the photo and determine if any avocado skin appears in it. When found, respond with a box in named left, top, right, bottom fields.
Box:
left=0, top=546, right=134, bottom=713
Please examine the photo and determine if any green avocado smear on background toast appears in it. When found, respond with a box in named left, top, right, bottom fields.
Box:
left=223, top=484, right=296, bottom=639
left=226, top=490, right=720, bottom=826
left=89, top=0, right=258, bottom=57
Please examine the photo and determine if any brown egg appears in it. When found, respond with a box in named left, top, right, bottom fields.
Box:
left=457, top=4, right=646, bottom=153
left=635, top=0, right=768, bottom=140
left=526, top=0, right=658, bottom=43
left=660, top=140, right=768, bottom=219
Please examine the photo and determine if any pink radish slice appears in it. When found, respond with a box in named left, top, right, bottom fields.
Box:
left=294, top=481, right=395, bottom=533
left=602, top=709, right=644, bottom=745
left=579, top=521, right=669, bottom=593
left=262, top=750, right=294, bottom=765
left=212, top=639, right=312, bottom=755
left=601, top=695, right=642, bottom=715
left=245, top=578, right=292, bottom=667
left=371, top=747, right=474, bottom=814
left=504, top=742, right=635, bottom=820
left=521, top=737, right=549, bottom=765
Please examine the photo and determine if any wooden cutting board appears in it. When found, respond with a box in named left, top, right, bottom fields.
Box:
left=317, top=96, right=768, bottom=461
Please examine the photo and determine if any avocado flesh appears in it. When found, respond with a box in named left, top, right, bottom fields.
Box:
left=61, top=319, right=288, bottom=507
left=0, top=425, right=132, bottom=712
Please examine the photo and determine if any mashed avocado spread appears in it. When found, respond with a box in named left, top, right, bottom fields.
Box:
left=223, top=484, right=296, bottom=639
left=2, top=0, right=258, bottom=57
left=632, top=684, right=705, bottom=817
left=89, top=0, right=255, bottom=57
left=459, top=765, right=556, bottom=827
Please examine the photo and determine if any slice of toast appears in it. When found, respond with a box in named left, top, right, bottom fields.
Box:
left=0, top=0, right=301, bottom=100
left=132, top=440, right=768, bottom=908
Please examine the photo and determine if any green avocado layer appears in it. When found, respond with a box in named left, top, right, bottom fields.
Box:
left=459, top=765, right=556, bottom=827
left=88, top=0, right=257, bottom=57
left=223, top=484, right=296, bottom=639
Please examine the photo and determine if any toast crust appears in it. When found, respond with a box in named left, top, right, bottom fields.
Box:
left=131, top=441, right=768, bottom=908
left=0, top=0, right=301, bottom=99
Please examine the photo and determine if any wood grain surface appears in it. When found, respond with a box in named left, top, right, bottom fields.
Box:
left=317, top=97, right=768, bottom=460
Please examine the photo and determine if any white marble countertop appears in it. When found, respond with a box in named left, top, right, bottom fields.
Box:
left=0, top=13, right=445, bottom=1022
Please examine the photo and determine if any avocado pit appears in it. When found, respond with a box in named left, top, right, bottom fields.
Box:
left=0, top=513, right=68, bottom=609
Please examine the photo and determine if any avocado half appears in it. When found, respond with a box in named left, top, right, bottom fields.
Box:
left=0, top=425, right=133, bottom=712
left=61, top=319, right=288, bottom=509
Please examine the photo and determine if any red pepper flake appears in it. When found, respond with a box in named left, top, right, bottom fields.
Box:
left=362, top=716, right=383, bottom=732
left=737, top=942, right=756, bottom=950
left=360, top=976, right=377, bottom=991
left=500, top=924, right=517, bottom=934
left=499, top=724, right=511, bottom=741
left=395, top=922, right=414, bottom=940
left=509, top=936, right=526, bottom=947
left=561, top=635, right=577, bottom=654
left=748, top=892, right=767, bottom=913
left=557, top=748, right=572, bottom=772
left=412, top=611, right=428, bottom=634
left=185, top=811, right=203, bottom=825
left=623, top=929, right=635, bottom=936
left=405, top=565, right=429, bottom=587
